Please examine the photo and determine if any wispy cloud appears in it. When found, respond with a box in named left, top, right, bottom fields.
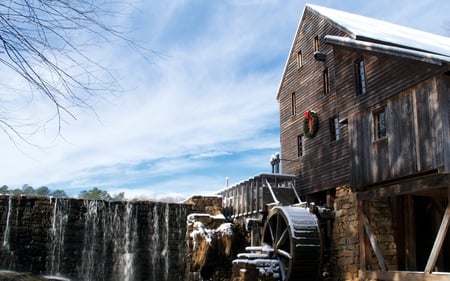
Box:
left=1, top=0, right=448, bottom=199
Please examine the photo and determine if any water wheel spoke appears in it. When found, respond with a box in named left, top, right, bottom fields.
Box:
left=268, top=220, right=275, bottom=242
left=276, top=228, right=288, bottom=248
left=277, top=248, right=292, bottom=260
left=275, top=214, right=281, bottom=242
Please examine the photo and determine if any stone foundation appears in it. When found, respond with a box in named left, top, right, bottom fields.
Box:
left=329, top=186, right=398, bottom=281
left=330, top=186, right=360, bottom=281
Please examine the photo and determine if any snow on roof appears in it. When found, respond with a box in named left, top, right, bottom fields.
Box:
left=325, top=35, right=450, bottom=65
left=306, top=4, right=450, bottom=57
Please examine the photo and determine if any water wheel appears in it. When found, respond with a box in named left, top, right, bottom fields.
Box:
left=262, top=206, right=322, bottom=281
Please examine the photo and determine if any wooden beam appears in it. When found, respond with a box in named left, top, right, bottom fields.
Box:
left=358, top=200, right=368, bottom=271
left=362, top=209, right=388, bottom=271
left=359, top=270, right=450, bottom=281
left=424, top=188, right=450, bottom=273
left=357, top=173, right=450, bottom=200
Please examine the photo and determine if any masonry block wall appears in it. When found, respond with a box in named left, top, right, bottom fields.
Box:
left=330, top=186, right=360, bottom=281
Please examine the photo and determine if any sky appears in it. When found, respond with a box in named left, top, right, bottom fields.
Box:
left=0, top=0, right=449, bottom=200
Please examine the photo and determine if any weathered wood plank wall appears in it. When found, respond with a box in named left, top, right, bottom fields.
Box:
left=279, top=8, right=449, bottom=193
left=278, top=9, right=350, bottom=195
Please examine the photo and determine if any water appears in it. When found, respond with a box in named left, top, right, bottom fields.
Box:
left=2, top=197, right=12, bottom=250
left=49, top=198, right=68, bottom=276
left=0, top=197, right=188, bottom=281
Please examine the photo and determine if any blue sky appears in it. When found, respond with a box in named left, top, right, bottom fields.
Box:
left=1, top=0, right=449, bottom=200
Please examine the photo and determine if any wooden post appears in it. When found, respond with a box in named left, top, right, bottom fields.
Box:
left=362, top=209, right=388, bottom=271
left=405, top=195, right=416, bottom=270
left=424, top=187, right=450, bottom=273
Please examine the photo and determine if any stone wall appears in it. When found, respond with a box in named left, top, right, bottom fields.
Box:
left=329, top=186, right=398, bottom=281
left=0, top=195, right=190, bottom=281
left=330, top=186, right=360, bottom=281
left=367, top=199, right=397, bottom=271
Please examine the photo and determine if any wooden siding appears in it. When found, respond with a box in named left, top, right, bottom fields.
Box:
left=441, top=74, right=450, bottom=171
left=278, top=8, right=450, bottom=194
left=350, top=77, right=447, bottom=188
left=333, top=47, right=444, bottom=121
left=279, top=9, right=350, bottom=195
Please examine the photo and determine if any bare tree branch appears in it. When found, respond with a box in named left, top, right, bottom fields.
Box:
left=0, top=0, right=145, bottom=142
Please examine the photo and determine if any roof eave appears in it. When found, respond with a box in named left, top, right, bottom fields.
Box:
left=325, top=35, right=450, bottom=66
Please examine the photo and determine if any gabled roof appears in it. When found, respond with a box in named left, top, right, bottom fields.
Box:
left=277, top=4, right=450, bottom=100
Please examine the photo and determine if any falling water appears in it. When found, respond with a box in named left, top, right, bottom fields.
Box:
left=48, top=198, right=68, bottom=275
left=151, top=203, right=160, bottom=281
left=80, top=200, right=101, bottom=280
left=120, top=202, right=137, bottom=281
left=0, top=197, right=189, bottom=280
left=2, top=197, right=12, bottom=250
left=163, top=203, right=170, bottom=280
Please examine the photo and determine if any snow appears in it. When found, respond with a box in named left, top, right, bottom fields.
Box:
left=306, top=4, right=450, bottom=58
left=186, top=213, right=226, bottom=226
left=325, top=35, right=450, bottom=64
left=216, top=222, right=233, bottom=237
left=190, top=221, right=215, bottom=249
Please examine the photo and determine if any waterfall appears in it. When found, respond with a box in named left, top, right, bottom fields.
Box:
left=2, top=197, right=13, bottom=250
left=120, top=202, right=137, bottom=281
left=163, top=203, right=170, bottom=281
left=48, top=198, right=68, bottom=276
left=0, top=197, right=189, bottom=280
left=80, top=200, right=102, bottom=280
left=150, top=203, right=160, bottom=281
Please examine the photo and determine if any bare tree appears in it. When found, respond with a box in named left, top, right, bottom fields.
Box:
left=0, top=0, right=141, bottom=142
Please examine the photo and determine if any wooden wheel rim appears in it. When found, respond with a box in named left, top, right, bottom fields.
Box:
left=262, top=206, right=322, bottom=281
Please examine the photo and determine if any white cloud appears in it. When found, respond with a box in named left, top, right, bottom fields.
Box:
left=1, top=0, right=448, bottom=199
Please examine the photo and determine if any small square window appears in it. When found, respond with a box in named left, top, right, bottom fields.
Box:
left=323, top=68, right=329, bottom=95
left=297, top=134, right=305, bottom=157
left=355, top=58, right=367, bottom=95
left=374, top=109, right=387, bottom=140
left=329, top=117, right=340, bottom=141
left=297, top=51, right=303, bottom=68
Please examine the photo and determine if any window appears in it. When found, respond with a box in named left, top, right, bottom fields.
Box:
left=323, top=68, right=329, bottom=95
left=297, top=134, right=305, bottom=157
left=374, top=108, right=386, bottom=139
left=329, top=117, right=340, bottom=141
left=314, top=36, right=319, bottom=52
left=291, top=92, right=296, bottom=116
left=297, top=51, right=303, bottom=68
left=355, top=58, right=367, bottom=95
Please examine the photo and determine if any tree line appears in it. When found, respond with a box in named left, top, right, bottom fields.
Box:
left=0, top=185, right=124, bottom=201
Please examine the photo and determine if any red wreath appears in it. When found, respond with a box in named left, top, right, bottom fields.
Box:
left=303, top=110, right=319, bottom=138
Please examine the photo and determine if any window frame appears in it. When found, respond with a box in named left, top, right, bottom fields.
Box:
left=297, top=134, right=305, bottom=157
left=329, top=116, right=340, bottom=141
left=297, top=50, right=303, bottom=69
left=323, top=68, right=329, bottom=95
left=291, top=92, right=296, bottom=116
left=373, top=108, right=387, bottom=140
left=314, top=36, right=320, bottom=52
left=355, top=58, right=367, bottom=95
